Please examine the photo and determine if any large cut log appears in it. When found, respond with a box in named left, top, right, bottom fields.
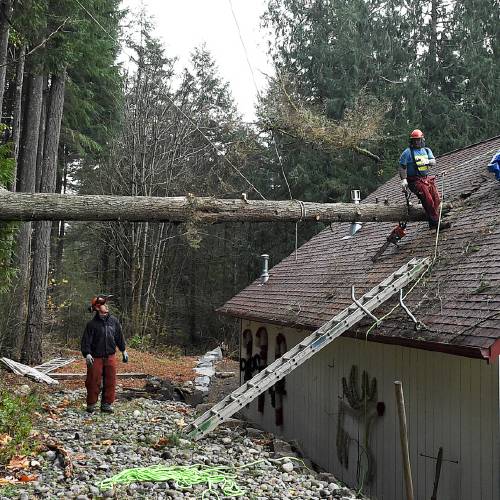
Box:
left=0, top=192, right=444, bottom=223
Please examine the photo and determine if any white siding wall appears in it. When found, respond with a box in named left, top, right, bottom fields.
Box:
left=240, top=320, right=500, bottom=500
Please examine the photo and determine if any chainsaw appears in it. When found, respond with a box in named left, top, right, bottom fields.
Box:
left=371, top=222, right=407, bottom=262
left=371, top=191, right=410, bottom=262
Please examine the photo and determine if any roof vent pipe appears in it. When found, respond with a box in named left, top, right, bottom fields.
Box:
left=349, top=190, right=362, bottom=237
left=260, top=254, right=269, bottom=285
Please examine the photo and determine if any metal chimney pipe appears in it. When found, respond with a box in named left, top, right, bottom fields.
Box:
left=351, top=189, right=361, bottom=204
left=260, top=254, right=269, bottom=285
left=349, top=190, right=362, bottom=237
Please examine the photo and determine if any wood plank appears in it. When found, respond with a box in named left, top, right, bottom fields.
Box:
left=382, top=343, right=397, bottom=500
left=415, top=348, right=427, bottom=500
left=394, top=345, right=405, bottom=499
left=446, top=354, right=462, bottom=500
left=424, top=349, right=435, bottom=500
left=0, top=357, right=59, bottom=385
left=51, top=372, right=147, bottom=380
left=469, top=360, right=482, bottom=499
left=494, top=361, right=500, bottom=500
left=460, top=358, right=472, bottom=500
left=479, top=363, right=493, bottom=500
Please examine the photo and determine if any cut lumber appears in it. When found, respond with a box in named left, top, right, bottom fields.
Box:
left=0, top=192, right=444, bottom=223
left=0, top=357, right=59, bottom=385
left=51, top=372, right=148, bottom=380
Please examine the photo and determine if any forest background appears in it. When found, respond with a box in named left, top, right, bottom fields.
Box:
left=0, top=0, right=497, bottom=364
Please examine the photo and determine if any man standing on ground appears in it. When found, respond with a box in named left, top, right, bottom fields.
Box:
left=81, top=295, right=128, bottom=413
left=399, top=129, right=451, bottom=230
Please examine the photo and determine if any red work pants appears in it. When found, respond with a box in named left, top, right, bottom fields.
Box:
left=85, top=354, right=117, bottom=405
left=408, top=175, right=441, bottom=227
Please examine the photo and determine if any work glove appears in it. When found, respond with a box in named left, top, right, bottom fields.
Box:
left=85, top=354, right=94, bottom=368
left=401, top=178, right=408, bottom=191
left=122, top=351, right=129, bottom=363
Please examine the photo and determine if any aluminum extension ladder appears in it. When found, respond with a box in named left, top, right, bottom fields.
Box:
left=186, top=257, right=431, bottom=441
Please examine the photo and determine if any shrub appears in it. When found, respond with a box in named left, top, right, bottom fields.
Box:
left=0, top=390, right=39, bottom=465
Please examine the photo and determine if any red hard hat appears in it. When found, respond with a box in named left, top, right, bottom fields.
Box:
left=89, top=295, right=112, bottom=311
left=410, top=129, right=424, bottom=139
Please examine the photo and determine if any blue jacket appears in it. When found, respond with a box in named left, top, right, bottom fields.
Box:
left=488, top=150, right=500, bottom=181
left=399, top=147, right=435, bottom=177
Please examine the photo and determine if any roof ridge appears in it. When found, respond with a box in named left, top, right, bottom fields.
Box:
left=437, top=134, right=500, bottom=158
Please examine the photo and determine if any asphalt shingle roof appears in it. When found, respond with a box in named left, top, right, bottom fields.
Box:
left=219, top=136, right=500, bottom=359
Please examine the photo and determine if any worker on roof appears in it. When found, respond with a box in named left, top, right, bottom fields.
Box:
left=399, top=129, right=451, bottom=230
left=81, top=295, right=128, bottom=414
left=487, top=150, right=500, bottom=181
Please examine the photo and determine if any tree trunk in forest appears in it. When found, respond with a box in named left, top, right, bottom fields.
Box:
left=22, top=71, right=66, bottom=365
left=0, top=0, right=12, bottom=114
left=0, top=193, right=440, bottom=223
left=52, top=145, right=67, bottom=278
left=35, top=76, right=48, bottom=193
left=4, top=73, right=43, bottom=359
left=10, top=44, right=26, bottom=189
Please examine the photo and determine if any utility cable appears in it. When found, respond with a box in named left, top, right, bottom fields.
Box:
left=228, top=0, right=260, bottom=101
left=227, top=0, right=293, bottom=200
left=162, top=94, right=267, bottom=200
left=75, top=0, right=267, bottom=201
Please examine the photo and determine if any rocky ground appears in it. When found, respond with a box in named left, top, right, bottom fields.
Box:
left=0, top=387, right=364, bottom=499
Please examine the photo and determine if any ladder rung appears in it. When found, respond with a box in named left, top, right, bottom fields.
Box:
left=187, top=257, right=430, bottom=442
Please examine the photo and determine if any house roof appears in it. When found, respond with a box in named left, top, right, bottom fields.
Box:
left=219, top=136, right=500, bottom=360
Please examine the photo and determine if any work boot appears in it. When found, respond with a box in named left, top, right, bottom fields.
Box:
left=86, top=404, right=96, bottom=413
left=101, top=403, right=113, bottom=413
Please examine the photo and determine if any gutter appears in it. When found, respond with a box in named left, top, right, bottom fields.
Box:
left=218, top=308, right=495, bottom=362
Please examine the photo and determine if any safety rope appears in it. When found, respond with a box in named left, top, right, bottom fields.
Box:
left=439, top=146, right=499, bottom=176
left=100, top=464, right=244, bottom=498
left=364, top=173, right=447, bottom=338
left=295, top=200, right=306, bottom=261
left=99, top=457, right=310, bottom=498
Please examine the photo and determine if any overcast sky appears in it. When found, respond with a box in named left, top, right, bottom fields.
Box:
left=120, top=0, right=273, bottom=120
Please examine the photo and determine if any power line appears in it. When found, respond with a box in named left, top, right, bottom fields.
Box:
left=74, top=0, right=267, bottom=201
left=228, top=0, right=260, bottom=100
left=227, top=0, right=293, bottom=201
left=163, top=93, right=267, bottom=200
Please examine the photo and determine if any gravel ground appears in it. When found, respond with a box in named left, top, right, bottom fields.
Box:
left=0, top=389, right=364, bottom=499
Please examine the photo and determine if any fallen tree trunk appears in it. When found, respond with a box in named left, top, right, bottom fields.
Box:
left=0, top=191, right=444, bottom=223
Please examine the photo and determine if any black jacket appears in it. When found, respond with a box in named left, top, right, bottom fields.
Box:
left=81, top=313, right=126, bottom=358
